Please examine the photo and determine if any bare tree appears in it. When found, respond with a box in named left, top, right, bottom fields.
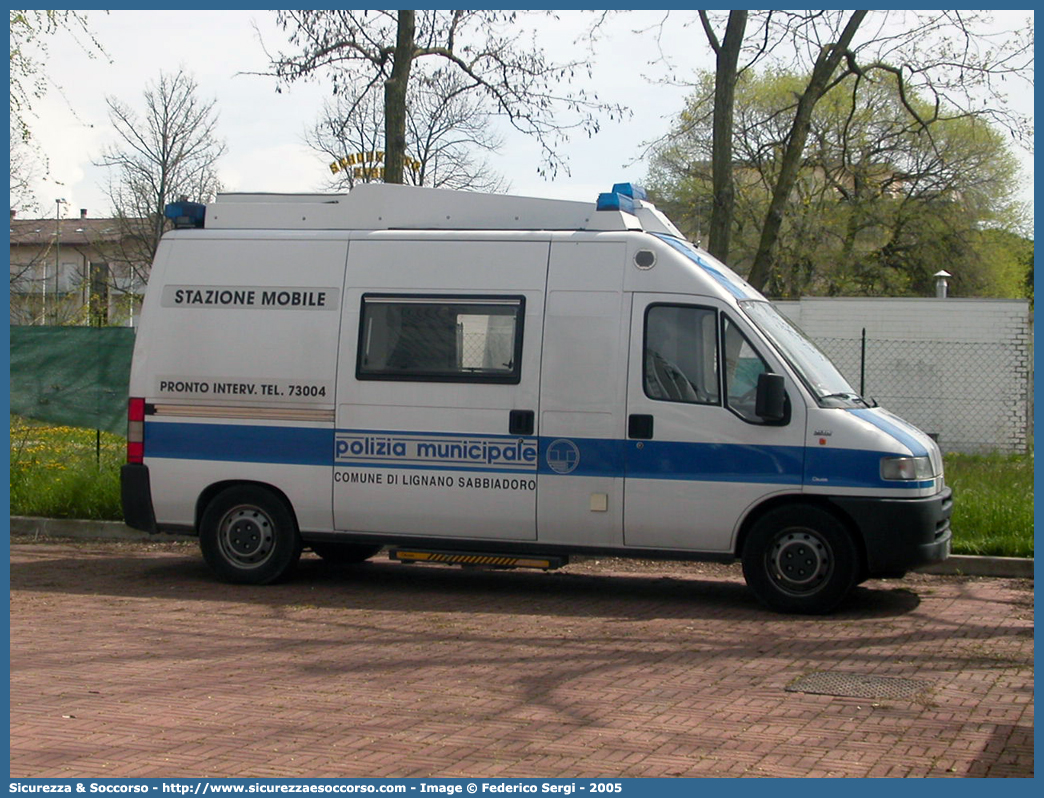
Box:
left=266, top=10, right=626, bottom=183
left=95, top=70, right=226, bottom=285
left=310, top=67, right=506, bottom=192
left=407, top=69, right=507, bottom=192
left=309, top=76, right=386, bottom=190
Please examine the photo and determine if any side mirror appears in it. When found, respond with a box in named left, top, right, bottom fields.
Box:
left=755, top=372, right=788, bottom=423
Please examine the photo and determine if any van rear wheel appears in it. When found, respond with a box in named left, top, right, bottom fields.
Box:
left=741, top=505, right=859, bottom=614
left=199, top=485, right=301, bottom=584
left=310, top=541, right=382, bottom=564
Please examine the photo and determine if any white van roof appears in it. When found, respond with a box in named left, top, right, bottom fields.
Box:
left=189, top=183, right=684, bottom=237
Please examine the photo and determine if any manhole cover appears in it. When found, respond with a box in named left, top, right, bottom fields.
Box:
left=786, top=671, right=933, bottom=700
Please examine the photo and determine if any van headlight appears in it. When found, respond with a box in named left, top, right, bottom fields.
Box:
left=881, top=455, right=934, bottom=481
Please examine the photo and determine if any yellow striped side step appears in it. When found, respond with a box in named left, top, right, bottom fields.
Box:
left=389, top=548, right=566, bottom=570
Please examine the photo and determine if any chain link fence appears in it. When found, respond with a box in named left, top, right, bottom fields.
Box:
left=11, top=319, right=1033, bottom=455
left=817, top=332, right=1033, bottom=454
left=459, top=321, right=515, bottom=371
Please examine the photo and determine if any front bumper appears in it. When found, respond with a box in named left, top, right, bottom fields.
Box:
left=830, top=486, right=953, bottom=578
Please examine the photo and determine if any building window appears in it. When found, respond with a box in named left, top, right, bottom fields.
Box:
left=43, top=260, right=83, bottom=295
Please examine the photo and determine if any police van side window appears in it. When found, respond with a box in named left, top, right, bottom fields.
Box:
left=357, top=295, right=524, bottom=383
left=643, top=305, right=720, bottom=404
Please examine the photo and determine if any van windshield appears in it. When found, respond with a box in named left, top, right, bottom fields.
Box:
left=739, top=300, right=867, bottom=407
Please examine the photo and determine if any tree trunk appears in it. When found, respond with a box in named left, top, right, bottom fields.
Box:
left=707, top=10, right=747, bottom=264
left=383, top=10, right=416, bottom=185
left=745, top=11, right=866, bottom=292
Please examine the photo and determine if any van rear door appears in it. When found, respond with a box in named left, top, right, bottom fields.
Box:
left=138, top=235, right=346, bottom=534
left=333, top=236, right=549, bottom=541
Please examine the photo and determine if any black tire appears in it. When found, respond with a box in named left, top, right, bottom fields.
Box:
left=199, top=485, right=302, bottom=585
left=309, top=541, right=382, bottom=564
left=741, top=504, right=859, bottom=614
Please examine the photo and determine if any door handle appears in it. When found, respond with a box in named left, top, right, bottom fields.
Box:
left=628, top=414, right=654, bottom=440
left=509, top=409, right=535, bottom=436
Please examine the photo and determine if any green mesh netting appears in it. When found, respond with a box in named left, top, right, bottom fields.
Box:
left=10, top=326, right=135, bottom=435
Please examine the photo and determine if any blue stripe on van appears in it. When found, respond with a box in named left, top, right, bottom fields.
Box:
left=145, top=421, right=332, bottom=466
left=143, top=422, right=926, bottom=490
left=848, top=408, right=930, bottom=457
left=804, top=445, right=933, bottom=490
left=620, top=440, right=803, bottom=485
left=651, top=233, right=754, bottom=299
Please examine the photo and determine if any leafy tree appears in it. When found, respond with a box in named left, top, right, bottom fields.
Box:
left=743, top=10, right=867, bottom=292
left=266, top=10, right=625, bottom=183
left=974, top=228, right=1034, bottom=301
left=10, top=10, right=106, bottom=143
left=95, top=70, right=226, bottom=287
left=648, top=68, right=1027, bottom=298
left=10, top=10, right=107, bottom=212
left=9, top=124, right=40, bottom=214
left=657, top=10, right=1033, bottom=290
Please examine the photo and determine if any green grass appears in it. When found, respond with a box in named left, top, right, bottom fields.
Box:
left=944, top=452, right=1034, bottom=558
left=8, top=416, right=1035, bottom=558
left=10, top=417, right=124, bottom=520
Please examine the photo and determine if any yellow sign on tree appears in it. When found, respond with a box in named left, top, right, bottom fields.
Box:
left=330, top=151, right=421, bottom=179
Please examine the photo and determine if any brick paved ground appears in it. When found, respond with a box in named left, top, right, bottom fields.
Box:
left=9, top=538, right=1033, bottom=779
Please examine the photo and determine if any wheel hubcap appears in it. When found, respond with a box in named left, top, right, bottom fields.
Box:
left=219, top=506, right=275, bottom=568
left=769, top=529, right=831, bottom=594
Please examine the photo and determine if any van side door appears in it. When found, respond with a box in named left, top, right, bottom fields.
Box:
left=333, top=236, right=548, bottom=541
left=536, top=240, right=629, bottom=548
left=623, top=294, right=807, bottom=552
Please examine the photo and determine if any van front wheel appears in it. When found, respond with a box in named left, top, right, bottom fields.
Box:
left=199, top=486, right=301, bottom=584
left=741, top=505, right=859, bottom=614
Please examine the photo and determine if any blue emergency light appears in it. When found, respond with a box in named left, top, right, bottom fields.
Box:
left=165, top=200, right=206, bottom=229
left=612, top=183, right=647, bottom=200
left=596, top=182, right=648, bottom=213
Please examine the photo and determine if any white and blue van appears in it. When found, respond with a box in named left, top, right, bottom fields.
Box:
left=121, top=182, right=952, bottom=613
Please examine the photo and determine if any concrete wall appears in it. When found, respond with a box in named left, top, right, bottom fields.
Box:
left=775, top=298, right=1033, bottom=454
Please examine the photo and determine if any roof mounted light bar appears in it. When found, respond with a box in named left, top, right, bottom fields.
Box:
left=165, top=200, right=206, bottom=229
left=596, top=182, right=648, bottom=214
left=163, top=182, right=685, bottom=237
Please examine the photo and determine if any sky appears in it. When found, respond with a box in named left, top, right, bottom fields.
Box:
left=14, top=9, right=1035, bottom=221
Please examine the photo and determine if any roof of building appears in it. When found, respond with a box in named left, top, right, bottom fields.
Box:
left=9, top=216, right=142, bottom=247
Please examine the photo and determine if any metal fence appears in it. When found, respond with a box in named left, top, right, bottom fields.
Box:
left=10, top=322, right=1032, bottom=455
left=817, top=331, right=1033, bottom=454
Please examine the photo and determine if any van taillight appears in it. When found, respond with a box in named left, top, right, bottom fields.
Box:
left=127, top=397, right=145, bottom=464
